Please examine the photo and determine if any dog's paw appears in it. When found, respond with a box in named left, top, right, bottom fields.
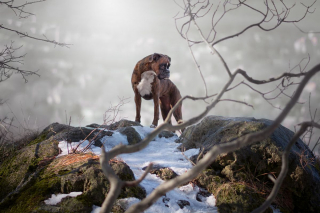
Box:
left=150, top=124, right=157, bottom=128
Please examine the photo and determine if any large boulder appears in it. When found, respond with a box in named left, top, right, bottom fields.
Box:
left=41, top=122, right=113, bottom=148
left=0, top=122, right=146, bottom=213
left=118, top=126, right=142, bottom=145
left=108, top=119, right=142, bottom=130
left=177, top=116, right=320, bottom=213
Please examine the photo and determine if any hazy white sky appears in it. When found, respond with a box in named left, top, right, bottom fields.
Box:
left=1, top=0, right=320, bottom=149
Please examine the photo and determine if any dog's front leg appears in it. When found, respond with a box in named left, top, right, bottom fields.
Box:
left=134, top=91, right=142, bottom=123
left=151, top=93, right=159, bottom=128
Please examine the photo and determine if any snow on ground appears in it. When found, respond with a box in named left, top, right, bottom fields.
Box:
left=44, top=192, right=83, bottom=205
left=57, top=126, right=217, bottom=212
left=56, top=126, right=280, bottom=213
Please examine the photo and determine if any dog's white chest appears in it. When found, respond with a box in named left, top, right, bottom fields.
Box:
left=137, top=71, right=156, bottom=97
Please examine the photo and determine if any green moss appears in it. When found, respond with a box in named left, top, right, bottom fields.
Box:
left=216, top=183, right=272, bottom=213
left=119, top=185, right=146, bottom=200
left=60, top=196, right=93, bottom=213
left=58, top=169, right=71, bottom=176
left=0, top=173, right=61, bottom=213
left=238, top=122, right=266, bottom=136
left=150, top=168, right=178, bottom=181
left=195, top=171, right=226, bottom=195
left=0, top=148, right=35, bottom=200
left=111, top=205, right=125, bottom=213
left=214, top=175, right=222, bottom=182
left=28, top=132, right=48, bottom=146
left=75, top=194, right=94, bottom=206
left=27, top=157, right=41, bottom=173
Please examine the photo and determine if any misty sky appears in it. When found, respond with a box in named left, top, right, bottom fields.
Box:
left=1, top=0, right=320, bottom=150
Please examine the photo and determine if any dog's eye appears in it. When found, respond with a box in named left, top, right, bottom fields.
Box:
left=167, top=64, right=170, bottom=69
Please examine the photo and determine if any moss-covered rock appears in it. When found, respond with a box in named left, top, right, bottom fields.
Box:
left=0, top=126, right=145, bottom=213
left=108, top=119, right=142, bottom=130
left=28, top=132, right=48, bottom=146
left=118, top=126, right=142, bottom=145
left=179, top=116, right=320, bottom=212
left=150, top=167, right=178, bottom=181
left=195, top=169, right=226, bottom=194
left=111, top=198, right=140, bottom=213
left=59, top=196, right=93, bottom=213
left=0, top=143, right=40, bottom=201
left=215, top=183, right=272, bottom=213
left=0, top=169, right=61, bottom=213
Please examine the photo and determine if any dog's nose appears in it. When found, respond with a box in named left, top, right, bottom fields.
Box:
left=165, top=69, right=170, bottom=73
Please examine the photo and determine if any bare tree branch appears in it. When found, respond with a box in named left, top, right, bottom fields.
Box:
left=0, top=0, right=46, bottom=18
left=99, top=145, right=153, bottom=213
left=0, top=42, right=39, bottom=83
left=0, top=25, right=70, bottom=47
left=0, top=1, right=70, bottom=83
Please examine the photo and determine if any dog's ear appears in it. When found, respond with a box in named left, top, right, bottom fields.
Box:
left=149, top=53, right=162, bottom=62
left=168, top=56, right=171, bottom=62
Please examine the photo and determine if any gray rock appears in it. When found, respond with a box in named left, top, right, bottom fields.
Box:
left=41, top=122, right=113, bottom=148
left=179, top=115, right=320, bottom=213
left=119, top=126, right=142, bottom=145
left=158, top=131, right=175, bottom=138
left=108, top=119, right=142, bottom=130
left=177, top=200, right=190, bottom=209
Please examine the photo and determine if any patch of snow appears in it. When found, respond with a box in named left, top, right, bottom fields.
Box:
left=183, top=148, right=200, bottom=158
left=44, top=192, right=82, bottom=205
left=58, top=140, right=90, bottom=157
left=100, top=131, right=128, bottom=151
left=91, top=205, right=100, bottom=213
left=59, top=126, right=218, bottom=212
left=132, top=126, right=155, bottom=139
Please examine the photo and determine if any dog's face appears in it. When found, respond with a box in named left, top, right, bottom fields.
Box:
left=149, top=53, right=171, bottom=80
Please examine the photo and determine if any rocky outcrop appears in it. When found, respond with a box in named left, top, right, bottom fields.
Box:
left=177, top=116, right=320, bottom=213
left=0, top=120, right=146, bottom=213
left=41, top=122, right=113, bottom=148
left=2, top=117, right=319, bottom=213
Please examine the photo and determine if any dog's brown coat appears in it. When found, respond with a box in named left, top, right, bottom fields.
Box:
left=131, top=53, right=183, bottom=127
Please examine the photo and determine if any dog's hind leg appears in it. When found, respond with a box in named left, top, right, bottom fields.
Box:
left=160, top=96, right=172, bottom=124
left=170, top=87, right=185, bottom=132
left=171, top=99, right=183, bottom=125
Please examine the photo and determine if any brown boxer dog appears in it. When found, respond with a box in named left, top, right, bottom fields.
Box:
left=131, top=53, right=183, bottom=129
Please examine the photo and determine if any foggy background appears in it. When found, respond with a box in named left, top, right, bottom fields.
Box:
left=1, top=1, right=319, bottom=151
